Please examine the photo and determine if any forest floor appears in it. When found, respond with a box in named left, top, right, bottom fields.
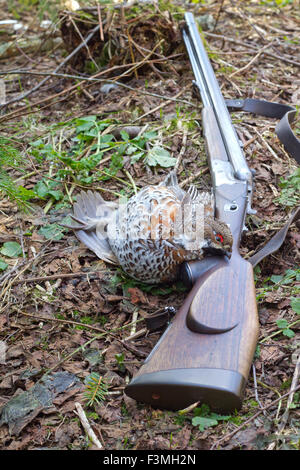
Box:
left=0, top=0, right=299, bottom=451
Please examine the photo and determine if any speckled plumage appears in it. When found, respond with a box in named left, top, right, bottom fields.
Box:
left=67, top=172, right=232, bottom=283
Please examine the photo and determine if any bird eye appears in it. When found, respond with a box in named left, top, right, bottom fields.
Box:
left=215, top=233, right=224, bottom=243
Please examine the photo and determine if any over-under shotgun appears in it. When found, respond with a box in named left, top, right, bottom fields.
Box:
left=125, top=12, right=259, bottom=412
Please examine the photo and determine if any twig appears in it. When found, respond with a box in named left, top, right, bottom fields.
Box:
left=123, top=169, right=138, bottom=195
left=97, top=3, right=104, bottom=41
left=204, top=31, right=300, bottom=67
left=0, top=52, right=184, bottom=122
left=210, top=385, right=300, bottom=450
left=229, top=43, right=272, bottom=78
left=0, top=260, right=35, bottom=297
left=15, top=309, right=112, bottom=335
left=69, top=16, right=99, bottom=71
left=174, top=129, right=188, bottom=172
left=124, top=327, right=147, bottom=341
left=133, top=87, right=189, bottom=123
left=228, top=0, right=267, bottom=43
left=130, top=309, right=139, bottom=337
left=113, top=39, right=164, bottom=82
left=228, top=0, right=296, bottom=67
left=127, top=29, right=138, bottom=80
left=0, top=24, right=101, bottom=109
left=178, top=401, right=200, bottom=415
left=11, top=270, right=106, bottom=285
left=277, top=353, right=300, bottom=433
left=213, top=0, right=226, bottom=32
left=252, top=364, right=266, bottom=414
left=75, top=402, right=103, bottom=449
left=256, top=379, right=282, bottom=420
left=180, top=167, right=209, bottom=188
left=128, top=35, right=166, bottom=80
left=252, top=128, right=282, bottom=162
left=0, top=69, right=195, bottom=123
left=38, top=317, right=144, bottom=379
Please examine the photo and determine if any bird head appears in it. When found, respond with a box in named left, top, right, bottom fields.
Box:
left=202, top=217, right=233, bottom=257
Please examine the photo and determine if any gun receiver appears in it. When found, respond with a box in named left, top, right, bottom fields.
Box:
left=125, top=12, right=259, bottom=412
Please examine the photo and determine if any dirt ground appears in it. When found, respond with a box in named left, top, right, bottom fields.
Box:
left=0, top=0, right=299, bottom=451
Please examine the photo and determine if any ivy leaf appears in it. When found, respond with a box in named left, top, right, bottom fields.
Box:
left=0, top=242, right=22, bottom=258
left=146, top=146, right=176, bottom=168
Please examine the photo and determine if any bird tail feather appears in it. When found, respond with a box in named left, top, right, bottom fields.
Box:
left=68, top=190, right=118, bottom=265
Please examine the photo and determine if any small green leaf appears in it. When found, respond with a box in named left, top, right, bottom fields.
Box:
left=38, top=224, right=66, bottom=241
left=0, top=242, right=22, bottom=258
left=282, top=328, right=295, bottom=338
left=75, top=115, right=97, bottom=132
left=0, top=259, right=8, bottom=271
left=192, top=416, right=219, bottom=432
left=120, top=130, right=130, bottom=141
left=270, top=275, right=283, bottom=284
left=291, top=297, right=300, bottom=315
left=127, top=145, right=138, bottom=155
left=48, top=190, right=63, bottom=201
left=130, top=151, right=144, bottom=163
left=34, top=180, right=49, bottom=198
left=146, top=146, right=176, bottom=168
left=276, top=318, right=289, bottom=329
left=143, top=131, right=157, bottom=140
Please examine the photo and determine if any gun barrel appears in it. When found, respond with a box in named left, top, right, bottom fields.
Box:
left=183, top=12, right=251, bottom=182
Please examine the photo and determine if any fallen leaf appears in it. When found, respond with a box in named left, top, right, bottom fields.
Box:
left=0, top=241, right=22, bottom=258
left=127, top=287, right=148, bottom=304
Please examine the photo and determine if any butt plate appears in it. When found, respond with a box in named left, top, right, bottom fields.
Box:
left=125, top=368, right=246, bottom=412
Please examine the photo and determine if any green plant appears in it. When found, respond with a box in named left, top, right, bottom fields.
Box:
left=83, top=372, right=108, bottom=408
left=115, top=352, right=125, bottom=372
left=74, top=315, right=96, bottom=330
left=256, top=268, right=300, bottom=302
left=255, top=268, right=300, bottom=339
left=0, top=137, right=36, bottom=211
left=192, top=404, right=231, bottom=432
left=29, top=117, right=173, bottom=203
left=7, top=0, right=63, bottom=22
left=276, top=318, right=295, bottom=338
left=275, top=296, right=300, bottom=338
left=276, top=168, right=300, bottom=207
left=110, top=270, right=187, bottom=296
left=259, top=0, right=295, bottom=6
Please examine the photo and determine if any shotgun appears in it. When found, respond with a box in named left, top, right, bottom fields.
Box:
left=125, top=12, right=260, bottom=412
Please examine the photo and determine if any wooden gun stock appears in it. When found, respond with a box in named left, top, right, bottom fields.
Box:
left=125, top=254, right=259, bottom=412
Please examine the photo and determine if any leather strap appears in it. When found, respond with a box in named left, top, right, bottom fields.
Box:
left=248, top=206, right=300, bottom=267
left=140, top=307, right=176, bottom=331
left=226, top=98, right=300, bottom=163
